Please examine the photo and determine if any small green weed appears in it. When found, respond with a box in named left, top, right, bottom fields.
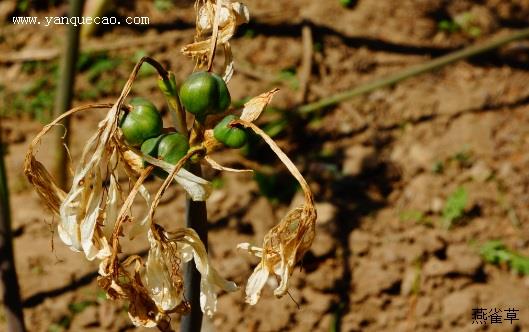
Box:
left=438, top=20, right=460, bottom=33
left=244, top=28, right=256, bottom=38
left=339, top=0, right=355, bottom=8
left=77, top=52, right=123, bottom=100
left=399, top=210, right=427, bottom=224
left=154, top=0, right=174, bottom=11
left=480, top=240, right=529, bottom=275
left=47, top=298, right=97, bottom=332
left=16, top=0, right=30, bottom=12
left=262, top=117, right=289, bottom=138
left=68, top=300, right=95, bottom=314
left=78, top=52, right=122, bottom=82
left=48, top=316, right=71, bottom=332
left=438, top=12, right=482, bottom=38
left=211, top=177, right=224, bottom=189
left=442, top=187, right=468, bottom=229
left=453, top=148, right=473, bottom=168
left=1, top=71, right=57, bottom=122
left=432, top=160, right=444, bottom=174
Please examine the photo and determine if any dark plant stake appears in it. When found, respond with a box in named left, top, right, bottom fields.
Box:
left=52, top=0, right=84, bottom=189
left=0, top=126, right=26, bottom=332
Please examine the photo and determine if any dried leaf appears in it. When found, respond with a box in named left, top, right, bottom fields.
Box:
left=204, top=155, right=253, bottom=173
left=240, top=89, right=280, bottom=122
left=232, top=119, right=317, bottom=304
left=122, top=150, right=144, bottom=175
left=137, top=149, right=212, bottom=201
left=24, top=104, right=113, bottom=215
left=181, top=24, right=235, bottom=63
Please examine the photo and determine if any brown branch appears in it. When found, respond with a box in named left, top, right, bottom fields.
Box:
left=298, top=24, right=313, bottom=104
left=298, top=27, right=529, bottom=114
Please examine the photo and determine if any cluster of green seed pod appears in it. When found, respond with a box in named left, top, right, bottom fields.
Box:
left=119, top=97, right=190, bottom=174
left=179, top=71, right=248, bottom=148
left=119, top=71, right=248, bottom=174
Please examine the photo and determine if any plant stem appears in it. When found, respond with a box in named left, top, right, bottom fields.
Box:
left=181, top=163, right=208, bottom=332
left=158, top=72, right=188, bottom=138
left=0, top=126, right=26, bottom=332
left=52, top=0, right=84, bottom=189
left=298, top=27, right=529, bottom=114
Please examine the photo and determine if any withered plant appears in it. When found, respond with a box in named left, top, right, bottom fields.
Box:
left=24, top=1, right=316, bottom=330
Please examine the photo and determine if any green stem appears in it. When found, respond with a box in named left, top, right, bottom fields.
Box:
left=298, top=27, right=529, bottom=114
left=52, top=0, right=84, bottom=189
left=158, top=72, right=188, bottom=138
left=0, top=125, right=26, bottom=332
left=181, top=163, right=207, bottom=332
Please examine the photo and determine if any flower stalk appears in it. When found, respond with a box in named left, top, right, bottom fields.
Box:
left=181, top=163, right=208, bottom=332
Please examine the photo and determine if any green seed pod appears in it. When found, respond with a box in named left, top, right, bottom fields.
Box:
left=212, top=73, right=231, bottom=114
left=213, top=115, right=248, bottom=148
left=140, top=132, right=189, bottom=179
left=179, top=71, right=231, bottom=120
left=140, top=135, right=164, bottom=158
left=157, top=132, right=190, bottom=165
left=120, top=98, right=163, bottom=147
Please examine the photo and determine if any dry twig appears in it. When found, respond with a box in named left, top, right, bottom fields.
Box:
left=298, top=24, right=313, bottom=104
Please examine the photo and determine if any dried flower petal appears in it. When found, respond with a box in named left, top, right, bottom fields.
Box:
left=222, top=43, right=234, bottom=82
left=143, top=230, right=184, bottom=312
left=127, top=183, right=152, bottom=240
left=233, top=120, right=317, bottom=304
left=183, top=0, right=249, bottom=80
left=166, top=228, right=238, bottom=317
left=102, top=171, right=121, bottom=240
left=99, top=256, right=168, bottom=328
left=24, top=103, right=121, bottom=261
left=237, top=242, right=262, bottom=257
left=244, top=263, right=268, bottom=305
left=58, top=105, right=120, bottom=260
left=232, top=2, right=250, bottom=25
left=240, top=88, right=280, bottom=122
